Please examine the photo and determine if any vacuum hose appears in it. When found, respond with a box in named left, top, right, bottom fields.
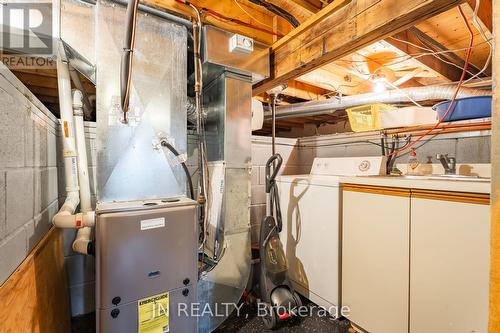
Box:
left=160, top=140, right=195, bottom=200
left=266, top=154, right=283, bottom=232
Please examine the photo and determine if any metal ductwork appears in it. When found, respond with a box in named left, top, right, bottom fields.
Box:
left=197, top=25, right=269, bottom=333
left=266, top=85, right=491, bottom=120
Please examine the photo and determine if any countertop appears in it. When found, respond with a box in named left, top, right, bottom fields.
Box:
left=339, top=175, right=491, bottom=194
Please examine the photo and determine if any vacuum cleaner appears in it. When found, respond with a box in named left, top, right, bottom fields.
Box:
left=259, top=153, right=302, bottom=329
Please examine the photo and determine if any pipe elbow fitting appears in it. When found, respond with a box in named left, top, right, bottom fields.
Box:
left=72, top=89, right=84, bottom=110
left=72, top=227, right=92, bottom=255
left=72, top=237, right=91, bottom=254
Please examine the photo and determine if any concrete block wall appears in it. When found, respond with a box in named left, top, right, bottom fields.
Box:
left=0, top=66, right=60, bottom=285
left=0, top=63, right=97, bottom=316
left=297, top=131, right=491, bottom=172
left=249, top=136, right=310, bottom=246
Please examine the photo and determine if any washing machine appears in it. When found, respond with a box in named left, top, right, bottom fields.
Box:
left=277, top=156, right=386, bottom=315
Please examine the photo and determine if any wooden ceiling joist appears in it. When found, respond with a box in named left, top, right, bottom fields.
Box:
left=281, top=80, right=330, bottom=100
left=288, top=0, right=321, bottom=14
left=253, top=0, right=466, bottom=95
left=404, top=27, right=482, bottom=77
left=147, top=0, right=293, bottom=44
left=386, top=28, right=465, bottom=82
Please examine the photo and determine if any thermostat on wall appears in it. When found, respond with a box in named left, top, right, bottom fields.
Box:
left=229, top=34, right=254, bottom=54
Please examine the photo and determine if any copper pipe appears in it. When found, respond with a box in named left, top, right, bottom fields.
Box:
left=384, top=121, right=491, bottom=135
left=397, top=125, right=491, bottom=138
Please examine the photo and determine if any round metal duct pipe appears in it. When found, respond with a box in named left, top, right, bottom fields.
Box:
left=266, top=85, right=491, bottom=120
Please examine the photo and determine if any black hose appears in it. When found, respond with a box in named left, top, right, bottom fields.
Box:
left=266, top=154, right=283, bottom=232
left=248, top=0, right=300, bottom=28
left=161, top=141, right=195, bottom=200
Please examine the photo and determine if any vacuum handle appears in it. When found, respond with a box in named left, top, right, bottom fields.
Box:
left=265, top=154, right=283, bottom=192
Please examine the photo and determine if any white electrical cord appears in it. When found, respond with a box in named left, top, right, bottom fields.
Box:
left=463, top=0, right=492, bottom=83
left=383, top=78, right=423, bottom=107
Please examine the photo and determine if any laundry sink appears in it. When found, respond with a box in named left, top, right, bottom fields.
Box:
left=400, top=174, right=491, bottom=182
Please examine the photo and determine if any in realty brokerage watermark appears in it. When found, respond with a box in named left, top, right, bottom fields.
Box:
left=148, top=302, right=351, bottom=320
left=0, top=1, right=55, bottom=68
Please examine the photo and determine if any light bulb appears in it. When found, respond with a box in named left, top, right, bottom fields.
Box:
left=374, top=82, right=386, bottom=93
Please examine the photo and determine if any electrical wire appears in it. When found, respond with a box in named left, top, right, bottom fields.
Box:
left=463, top=0, right=492, bottom=83
left=203, top=6, right=283, bottom=37
left=233, top=0, right=277, bottom=32
left=160, top=140, right=195, bottom=200
left=387, top=33, right=479, bottom=77
left=334, top=39, right=491, bottom=80
left=248, top=0, right=300, bottom=28
left=175, top=0, right=283, bottom=37
left=120, top=0, right=140, bottom=123
left=385, top=4, right=474, bottom=158
left=177, top=0, right=212, bottom=256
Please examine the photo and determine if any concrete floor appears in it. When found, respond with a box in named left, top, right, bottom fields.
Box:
left=71, top=301, right=350, bottom=333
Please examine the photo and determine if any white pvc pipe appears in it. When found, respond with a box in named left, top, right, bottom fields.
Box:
left=56, top=57, right=80, bottom=193
left=69, top=67, right=93, bottom=119
left=73, top=90, right=92, bottom=213
left=73, top=227, right=92, bottom=255
left=72, top=89, right=94, bottom=254
left=53, top=58, right=95, bottom=255
left=53, top=57, right=81, bottom=229
left=54, top=210, right=95, bottom=228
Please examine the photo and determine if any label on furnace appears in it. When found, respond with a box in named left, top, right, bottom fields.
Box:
left=140, top=217, right=166, bottom=231
left=138, top=292, right=169, bottom=333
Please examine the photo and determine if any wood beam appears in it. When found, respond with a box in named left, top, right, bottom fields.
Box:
left=270, top=0, right=350, bottom=51
left=36, top=95, right=61, bottom=104
left=281, top=80, right=330, bottom=100
left=489, top=1, right=500, bottom=331
left=146, top=0, right=290, bottom=44
left=288, top=0, right=321, bottom=14
left=24, top=85, right=59, bottom=97
left=253, top=0, right=466, bottom=95
left=386, top=29, right=465, bottom=82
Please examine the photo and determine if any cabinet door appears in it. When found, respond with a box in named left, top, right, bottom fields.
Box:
left=342, top=188, right=410, bottom=333
left=410, top=197, right=490, bottom=333
left=279, top=179, right=341, bottom=307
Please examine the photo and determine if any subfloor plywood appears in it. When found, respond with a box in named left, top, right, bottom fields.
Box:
left=0, top=228, right=71, bottom=333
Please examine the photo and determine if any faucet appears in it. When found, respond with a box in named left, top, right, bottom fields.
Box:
left=436, top=154, right=456, bottom=175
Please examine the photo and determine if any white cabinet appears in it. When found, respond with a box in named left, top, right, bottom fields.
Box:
left=278, top=177, right=341, bottom=311
left=342, top=185, right=490, bottom=333
left=410, top=196, right=490, bottom=333
left=342, top=187, right=410, bottom=333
